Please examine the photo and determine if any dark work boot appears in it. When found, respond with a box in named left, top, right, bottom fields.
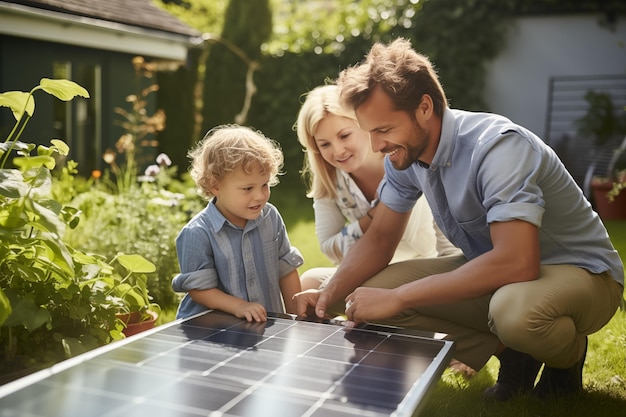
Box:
left=532, top=337, right=587, bottom=398
left=482, top=348, right=543, bottom=402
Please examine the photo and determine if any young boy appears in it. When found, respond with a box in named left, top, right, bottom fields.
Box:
left=172, top=124, right=303, bottom=322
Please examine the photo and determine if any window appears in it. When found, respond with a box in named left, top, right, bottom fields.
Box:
left=53, top=61, right=102, bottom=176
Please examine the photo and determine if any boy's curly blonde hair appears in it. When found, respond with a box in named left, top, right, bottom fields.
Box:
left=188, top=124, right=284, bottom=200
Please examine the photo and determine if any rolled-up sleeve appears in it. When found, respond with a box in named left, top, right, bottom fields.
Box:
left=477, top=131, right=546, bottom=227
left=279, top=246, right=304, bottom=278
left=275, top=213, right=304, bottom=277
left=379, top=163, right=422, bottom=214
left=172, top=219, right=219, bottom=293
left=172, top=269, right=218, bottom=292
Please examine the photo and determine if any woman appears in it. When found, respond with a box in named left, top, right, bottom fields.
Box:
left=295, top=84, right=459, bottom=291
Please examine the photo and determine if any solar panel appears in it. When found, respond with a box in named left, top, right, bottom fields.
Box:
left=0, top=310, right=454, bottom=417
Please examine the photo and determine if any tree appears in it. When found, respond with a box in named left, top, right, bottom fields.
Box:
left=200, top=0, right=272, bottom=134
left=155, top=0, right=228, bottom=34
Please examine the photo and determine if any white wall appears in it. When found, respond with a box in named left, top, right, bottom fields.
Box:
left=484, top=14, right=626, bottom=139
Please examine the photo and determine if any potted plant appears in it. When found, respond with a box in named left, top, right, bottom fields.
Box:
left=608, top=168, right=626, bottom=202
left=104, top=254, right=162, bottom=337
left=576, top=90, right=626, bottom=220
left=598, top=137, right=626, bottom=218
left=0, top=79, right=159, bottom=383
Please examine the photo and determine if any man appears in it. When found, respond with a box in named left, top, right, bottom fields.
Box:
left=294, top=38, right=624, bottom=401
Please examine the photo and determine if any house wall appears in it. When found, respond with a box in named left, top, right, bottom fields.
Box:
left=484, top=13, right=626, bottom=140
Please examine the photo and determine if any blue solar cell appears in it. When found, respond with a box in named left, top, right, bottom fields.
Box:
left=0, top=310, right=453, bottom=417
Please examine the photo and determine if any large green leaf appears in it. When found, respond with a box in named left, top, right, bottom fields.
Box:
left=24, top=167, right=53, bottom=198
left=0, top=141, right=33, bottom=154
left=0, top=91, right=34, bottom=120
left=116, top=282, right=145, bottom=307
left=0, top=207, right=26, bottom=230
left=38, top=235, right=75, bottom=279
left=40, top=78, right=90, bottom=101
left=50, top=139, right=70, bottom=156
left=26, top=199, right=66, bottom=237
left=12, top=155, right=56, bottom=171
left=117, top=254, right=156, bottom=274
left=0, top=169, right=27, bottom=198
left=2, top=294, right=50, bottom=331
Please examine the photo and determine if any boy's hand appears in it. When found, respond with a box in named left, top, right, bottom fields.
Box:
left=234, top=302, right=267, bottom=322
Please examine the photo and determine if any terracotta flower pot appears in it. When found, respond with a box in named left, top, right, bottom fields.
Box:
left=116, top=310, right=158, bottom=337
left=591, top=180, right=626, bottom=220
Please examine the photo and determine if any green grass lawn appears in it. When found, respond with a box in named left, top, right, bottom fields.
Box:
left=287, top=218, right=626, bottom=417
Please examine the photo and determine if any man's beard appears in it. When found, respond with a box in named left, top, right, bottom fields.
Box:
left=392, top=122, right=428, bottom=170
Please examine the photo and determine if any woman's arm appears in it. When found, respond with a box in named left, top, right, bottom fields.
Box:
left=314, top=198, right=372, bottom=264
left=310, top=203, right=408, bottom=317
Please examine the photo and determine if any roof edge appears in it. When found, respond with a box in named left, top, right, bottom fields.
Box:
left=0, top=1, right=203, bottom=60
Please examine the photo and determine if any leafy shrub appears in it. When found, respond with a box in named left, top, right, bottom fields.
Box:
left=0, top=79, right=158, bottom=382
left=62, top=162, right=204, bottom=312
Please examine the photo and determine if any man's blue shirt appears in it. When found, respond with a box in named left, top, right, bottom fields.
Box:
left=379, top=108, right=624, bottom=286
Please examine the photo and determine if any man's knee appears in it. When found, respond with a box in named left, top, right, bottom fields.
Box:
left=488, top=285, right=536, bottom=346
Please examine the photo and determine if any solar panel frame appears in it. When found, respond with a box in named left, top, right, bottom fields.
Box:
left=0, top=310, right=454, bottom=417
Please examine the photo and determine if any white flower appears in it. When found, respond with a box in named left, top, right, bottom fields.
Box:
left=156, top=153, right=172, bottom=167
left=144, top=164, right=160, bottom=177
left=150, top=197, right=179, bottom=207
left=159, top=190, right=185, bottom=200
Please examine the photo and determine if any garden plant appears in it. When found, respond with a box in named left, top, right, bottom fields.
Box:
left=0, top=79, right=159, bottom=383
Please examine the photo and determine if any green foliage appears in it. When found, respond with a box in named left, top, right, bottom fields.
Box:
left=155, top=0, right=228, bottom=34
left=162, top=0, right=626, bottom=218
left=223, top=0, right=272, bottom=58
left=576, top=91, right=626, bottom=148
left=0, top=79, right=159, bottom=381
left=102, top=253, right=161, bottom=320
left=63, top=164, right=204, bottom=312
left=576, top=91, right=626, bottom=200
left=608, top=170, right=626, bottom=201
left=267, top=0, right=416, bottom=56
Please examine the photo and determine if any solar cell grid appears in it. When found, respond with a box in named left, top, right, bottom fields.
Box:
left=0, top=310, right=453, bottom=417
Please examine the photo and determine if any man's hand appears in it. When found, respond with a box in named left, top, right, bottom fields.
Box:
left=293, top=289, right=334, bottom=319
left=344, top=287, right=402, bottom=324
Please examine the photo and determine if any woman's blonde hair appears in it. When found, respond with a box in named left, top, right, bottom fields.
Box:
left=294, top=84, right=358, bottom=200
left=188, top=124, right=284, bottom=200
